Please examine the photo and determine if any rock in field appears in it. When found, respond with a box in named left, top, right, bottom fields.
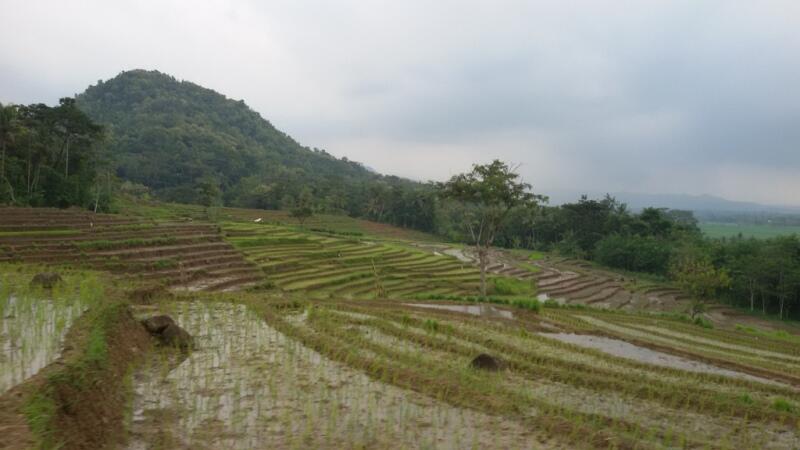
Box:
left=141, top=315, right=176, bottom=334
left=30, top=272, right=63, bottom=289
left=140, top=314, right=193, bottom=351
left=470, top=353, right=502, bottom=371
left=159, top=323, right=194, bottom=350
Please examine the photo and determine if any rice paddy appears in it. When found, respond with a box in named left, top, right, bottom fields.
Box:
left=0, top=271, right=103, bottom=394
left=116, top=294, right=800, bottom=449
left=224, top=222, right=535, bottom=300
left=1, top=205, right=800, bottom=449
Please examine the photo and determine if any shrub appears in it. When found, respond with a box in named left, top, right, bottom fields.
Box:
left=693, top=316, right=713, bottom=329
left=423, top=319, right=439, bottom=333
left=773, top=398, right=796, bottom=413
left=492, top=277, right=535, bottom=296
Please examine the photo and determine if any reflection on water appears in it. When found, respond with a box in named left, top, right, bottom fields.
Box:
left=541, top=332, right=786, bottom=386
left=1, top=295, right=85, bottom=393
left=404, top=303, right=514, bottom=319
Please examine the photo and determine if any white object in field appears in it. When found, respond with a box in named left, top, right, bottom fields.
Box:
left=254, top=218, right=262, bottom=223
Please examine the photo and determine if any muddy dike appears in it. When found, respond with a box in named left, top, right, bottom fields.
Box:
left=0, top=301, right=151, bottom=449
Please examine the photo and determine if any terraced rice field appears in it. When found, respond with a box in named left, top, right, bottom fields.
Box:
left=513, top=257, right=688, bottom=312
left=224, top=222, right=505, bottom=299
left=2, top=204, right=800, bottom=449
left=0, top=207, right=262, bottom=292
left=124, top=293, right=800, bottom=449
left=0, top=273, right=104, bottom=394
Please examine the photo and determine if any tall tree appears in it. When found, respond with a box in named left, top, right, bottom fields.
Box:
left=0, top=103, right=18, bottom=202
left=671, top=255, right=731, bottom=319
left=291, top=187, right=314, bottom=229
left=438, top=160, right=537, bottom=297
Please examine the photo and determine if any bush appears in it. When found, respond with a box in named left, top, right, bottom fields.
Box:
left=773, top=398, right=796, bottom=413
left=693, top=316, right=713, bottom=329
left=423, top=319, right=439, bottom=333
left=492, top=277, right=535, bottom=296
left=594, top=234, right=673, bottom=275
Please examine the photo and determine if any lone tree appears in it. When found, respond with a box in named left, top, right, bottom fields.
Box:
left=671, top=256, right=731, bottom=320
left=438, top=160, right=536, bottom=297
left=291, top=187, right=314, bottom=228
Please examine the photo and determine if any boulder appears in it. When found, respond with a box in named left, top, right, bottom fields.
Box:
left=30, top=272, right=63, bottom=289
left=141, top=315, right=176, bottom=334
left=159, top=323, right=194, bottom=350
left=469, top=353, right=502, bottom=371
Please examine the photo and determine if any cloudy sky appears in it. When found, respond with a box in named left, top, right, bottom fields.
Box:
left=2, top=0, right=799, bottom=205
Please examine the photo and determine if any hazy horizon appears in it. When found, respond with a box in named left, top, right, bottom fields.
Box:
left=2, top=1, right=799, bottom=206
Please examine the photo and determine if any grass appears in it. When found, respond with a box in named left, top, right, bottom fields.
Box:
left=0, top=229, right=78, bottom=237
left=492, top=276, right=536, bottom=296
left=224, top=222, right=505, bottom=299
left=700, top=222, right=800, bottom=239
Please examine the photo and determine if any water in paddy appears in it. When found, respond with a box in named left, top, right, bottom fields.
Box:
left=404, top=302, right=514, bottom=319
left=541, top=332, right=786, bottom=386
left=126, top=302, right=538, bottom=449
left=0, top=295, right=85, bottom=393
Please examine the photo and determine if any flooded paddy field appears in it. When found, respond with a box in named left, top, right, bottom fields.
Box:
left=0, top=272, right=102, bottom=395
left=119, top=295, right=800, bottom=449
left=126, top=301, right=552, bottom=449
left=1, top=295, right=85, bottom=393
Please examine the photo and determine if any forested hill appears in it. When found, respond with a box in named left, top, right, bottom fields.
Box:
left=76, top=69, right=425, bottom=218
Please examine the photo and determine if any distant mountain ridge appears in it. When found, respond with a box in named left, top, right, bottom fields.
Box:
left=545, top=190, right=800, bottom=215
left=75, top=69, right=396, bottom=211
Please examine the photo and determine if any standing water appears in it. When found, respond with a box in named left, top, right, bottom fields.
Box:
left=126, top=302, right=537, bottom=449
left=1, top=295, right=85, bottom=393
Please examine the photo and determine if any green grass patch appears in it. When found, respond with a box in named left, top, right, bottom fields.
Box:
left=492, top=277, right=536, bottom=296
left=0, top=229, right=78, bottom=237
left=75, top=237, right=178, bottom=250
left=700, top=223, right=800, bottom=239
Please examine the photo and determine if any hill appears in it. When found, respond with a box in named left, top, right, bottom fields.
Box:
left=75, top=70, right=425, bottom=219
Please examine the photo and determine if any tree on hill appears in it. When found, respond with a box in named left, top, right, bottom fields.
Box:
left=291, top=187, right=314, bottom=228
left=438, top=160, right=537, bottom=297
left=196, top=176, right=222, bottom=220
left=0, top=100, right=105, bottom=209
left=671, top=255, right=731, bottom=320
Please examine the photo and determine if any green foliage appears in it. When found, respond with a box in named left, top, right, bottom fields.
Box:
left=772, top=398, right=796, bottom=413
left=736, top=393, right=754, bottom=405
left=492, top=277, right=535, bottom=296
left=700, top=223, right=800, bottom=239
left=438, top=160, right=541, bottom=296
left=671, top=256, right=731, bottom=319
left=594, top=234, right=672, bottom=274
left=423, top=319, right=440, bottom=333
left=0, top=99, right=107, bottom=209
left=75, top=70, right=436, bottom=232
left=232, top=237, right=313, bottom=247
left=693, top=316, right=714, bottom=329
left=75, top=237, right=177, bottom=250
left=291, top=187, right=314, bottom=227
left=23, top=389, right=58, bottom=448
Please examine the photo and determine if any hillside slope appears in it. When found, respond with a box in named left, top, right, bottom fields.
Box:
left=75, top=70, right=396, bottom=211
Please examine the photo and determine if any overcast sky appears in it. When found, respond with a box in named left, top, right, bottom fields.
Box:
left=1, top=0, right=799, bottom=205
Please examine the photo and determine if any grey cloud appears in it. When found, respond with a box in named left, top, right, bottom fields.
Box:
left=1, top=0, right=798, bottom=205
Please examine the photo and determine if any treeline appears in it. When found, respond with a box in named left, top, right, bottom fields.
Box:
left=0, top=99, right=110, bottom=209
left=442, top=194, right=799, bottom=320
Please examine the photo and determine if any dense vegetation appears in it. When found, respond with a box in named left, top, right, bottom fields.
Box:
left=3, top=69, right=797, bottom=321
left=0, top=99, right=107, bottom=209
left=75, top=69, right=434, bottom=227
left=483, top=195, right=800, bottom=320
